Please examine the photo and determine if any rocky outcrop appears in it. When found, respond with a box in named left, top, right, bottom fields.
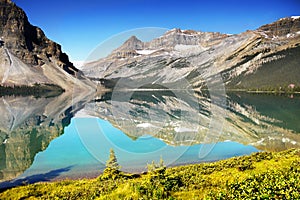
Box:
left=0, top=0, right=76, bottom=73
left=147, top=28, right=228, bottom=49
left=258, top=16, right=300, bottom=38
left=0, top=0, right=95, bottom=91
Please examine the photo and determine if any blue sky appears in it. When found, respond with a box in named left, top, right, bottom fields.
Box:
left=13, top=0, right=300, bottom=62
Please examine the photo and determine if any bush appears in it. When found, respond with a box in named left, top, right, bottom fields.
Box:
left=208, top=160, right=300, bottom=199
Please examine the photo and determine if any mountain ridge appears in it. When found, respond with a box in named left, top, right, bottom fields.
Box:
left=82, top=16, right=300, bottom=91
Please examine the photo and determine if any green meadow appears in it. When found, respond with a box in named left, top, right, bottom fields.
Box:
left=1, top=149, right=299, bottom=199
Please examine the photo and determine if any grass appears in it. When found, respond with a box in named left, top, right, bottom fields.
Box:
left=0, top=149, right=299, bottom=199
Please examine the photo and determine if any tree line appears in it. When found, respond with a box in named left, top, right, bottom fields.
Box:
left=0, top=84, right=64, bottom=98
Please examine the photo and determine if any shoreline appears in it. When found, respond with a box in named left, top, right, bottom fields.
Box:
left=0, top=154, right=250, bottom=191
left=1, top=149, right=299, bottom=199
left=97, top=87, right=300, bottom=94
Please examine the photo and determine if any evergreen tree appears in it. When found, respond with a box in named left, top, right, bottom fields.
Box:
left=106, top=148, right=120, bottom=171
left=159, top=156, right=164, bottom=168
left=101, top=148, right=121, bottom=180
left=147, top=156, right=165, bottom=173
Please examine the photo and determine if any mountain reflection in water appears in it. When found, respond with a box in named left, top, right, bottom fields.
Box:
left=0, top=91, right=299, bottom=186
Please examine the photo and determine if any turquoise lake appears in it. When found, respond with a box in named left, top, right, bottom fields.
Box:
left=18, top=118, right=258, bottom=181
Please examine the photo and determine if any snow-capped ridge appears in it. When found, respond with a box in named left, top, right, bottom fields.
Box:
left=164, top=28, right=202, bottom=36
left=279, top=16, right=300, bottom=21
left=291, top=16, right=300, bottom=20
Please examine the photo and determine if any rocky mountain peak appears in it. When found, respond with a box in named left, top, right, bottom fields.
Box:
left=116, top=35, right=143, bottom=51
left=127, top=35, right=142, bottom=43
left=0, top=0, right=78, bottom=75
left=108, top=35, right=143, bottom=59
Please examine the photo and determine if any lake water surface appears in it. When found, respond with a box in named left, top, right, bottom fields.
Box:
left=0, top=91, right=299, bottom=188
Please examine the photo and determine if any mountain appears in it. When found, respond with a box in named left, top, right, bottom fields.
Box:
left=81, top=18, right=300, bottom=151
left=82, top=17, right=300, bottom=91
left=0, top=0, right=94, bottom=91
left=0, top=0, right=97, bottom=183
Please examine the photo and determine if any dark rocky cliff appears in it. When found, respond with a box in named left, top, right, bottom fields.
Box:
left=0, top=0, right=78, bottom=75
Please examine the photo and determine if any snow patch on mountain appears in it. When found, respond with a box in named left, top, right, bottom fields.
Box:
left=136, top=49, right=157, bottom=55
left=136, top=123, right=157, bottom=128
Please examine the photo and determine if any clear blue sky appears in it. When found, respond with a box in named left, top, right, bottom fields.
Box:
left=13, top=0, right=300, bottom=62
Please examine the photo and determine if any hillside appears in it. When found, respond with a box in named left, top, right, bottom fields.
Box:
left=226, top=45, right=300, bottom=89
left=0, top=149, right=299, bottom=199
